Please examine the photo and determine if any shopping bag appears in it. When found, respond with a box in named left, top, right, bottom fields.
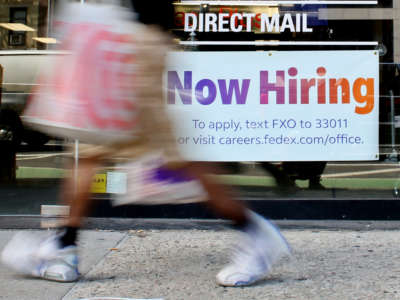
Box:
left=113, top=153, right=207, bottom=206
left=22, top=2, right=142, bottom=144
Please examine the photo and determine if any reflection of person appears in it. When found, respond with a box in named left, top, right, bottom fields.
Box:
left=223, top=162, right=298, bottom=193
left=281, top=162, right=327, bottom=190
left=259, top=162, right=298, bottom=192
left=1, top=1, right=291, bottom=287
left=225, top=162, right=327, bottom=191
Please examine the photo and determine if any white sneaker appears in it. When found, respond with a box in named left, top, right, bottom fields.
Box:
left=216, top=211, right=291, bottom=287
left=1, top=232, right=80, bottom=282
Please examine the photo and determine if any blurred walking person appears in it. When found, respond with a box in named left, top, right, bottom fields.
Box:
left=1, top=0, right=291, bottom=287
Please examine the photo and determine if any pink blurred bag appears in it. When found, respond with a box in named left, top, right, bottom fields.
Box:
left=23, top=2, right=142, bottom=144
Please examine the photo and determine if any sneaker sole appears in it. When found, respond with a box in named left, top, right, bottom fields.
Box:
left=42, top=273, right=80, bottom=282
left=216, top=274, right=268, bottom=287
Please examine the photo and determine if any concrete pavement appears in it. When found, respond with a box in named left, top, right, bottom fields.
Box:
left=1, top=221, right=400, bottom=300
left=0, top=230, right=125, bottom=300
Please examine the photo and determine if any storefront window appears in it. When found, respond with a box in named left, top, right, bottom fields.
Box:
left=0, top=0, right=66, bottom=214
left=167, top=1, right=400, bottom=205
left=0, top=0, right=399, bottom=217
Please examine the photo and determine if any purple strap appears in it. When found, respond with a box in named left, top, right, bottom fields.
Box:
left=150, top=166, right=194, bottom=183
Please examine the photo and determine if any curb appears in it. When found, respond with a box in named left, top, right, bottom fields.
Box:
left=2, top=216, right=400, bottom=231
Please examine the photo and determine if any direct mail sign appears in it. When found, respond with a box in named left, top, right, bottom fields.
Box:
left=164, top=50, right=379, bottom=161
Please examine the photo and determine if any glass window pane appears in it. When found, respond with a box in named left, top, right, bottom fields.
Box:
left=0, top=0, right=399, bottom=218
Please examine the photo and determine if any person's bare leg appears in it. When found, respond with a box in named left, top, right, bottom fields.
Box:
left=60, top=157, right=99, bottom=228
left=179, top=161, right=291, bottom=287
left=0, top=157, right=98, bottom=282
left=182, top=162, right=248, bottom=225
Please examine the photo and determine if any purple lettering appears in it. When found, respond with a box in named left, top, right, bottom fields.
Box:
left=195, top=79, right=217, bottom=105
left=167, top=71, right=192, bottom=104
left=218, top=79, right=250, bottom=104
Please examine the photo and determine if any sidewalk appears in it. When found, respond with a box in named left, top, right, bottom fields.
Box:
left=1, top=221, right=400, bottom=300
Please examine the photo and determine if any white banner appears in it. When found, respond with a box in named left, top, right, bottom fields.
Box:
left=164, top=50, right=379, bottom=161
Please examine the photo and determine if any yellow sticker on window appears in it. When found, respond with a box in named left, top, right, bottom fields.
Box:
left=91, top=173, right=107, bottom=193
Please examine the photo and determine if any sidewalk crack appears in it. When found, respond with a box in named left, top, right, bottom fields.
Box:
left=61, top=232, right=129, bottom=300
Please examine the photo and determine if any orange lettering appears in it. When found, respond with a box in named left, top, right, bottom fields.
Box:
left=353, top=78, right=374, bottom=114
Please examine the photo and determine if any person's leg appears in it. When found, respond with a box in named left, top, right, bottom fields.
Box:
left=309, top=175, right=324, bottom=189
left=0, top=157, right=99, bottom=283
left=307, top=162, right=327, bottom=190
left=25, top=156, right=101, bottom=282
left=60, top=157, right=100, bottom=228
left=182, top=162, right=248, bottom=226
left=57, top=156, right=100, bottom=248
left=259, top=162, right=297, bottom=193
left=180, top=162, right=291, bottom=287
